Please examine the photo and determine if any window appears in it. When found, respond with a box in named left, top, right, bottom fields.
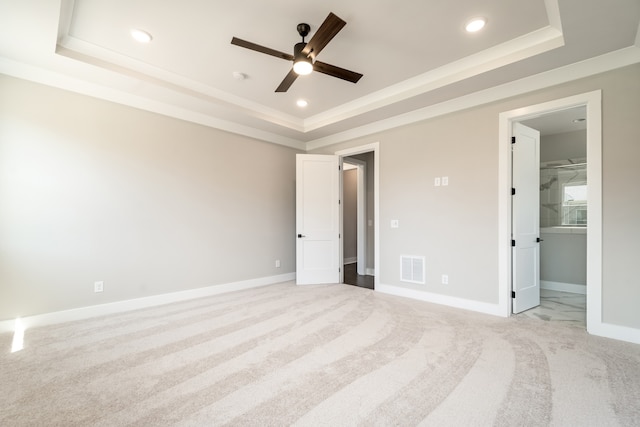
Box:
left=562, top=182, right=587, bottom=225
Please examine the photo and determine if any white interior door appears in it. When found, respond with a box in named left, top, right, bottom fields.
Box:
left=512, top=122, right=541, bottom=313
left=296, top=154, right=340, bottom=285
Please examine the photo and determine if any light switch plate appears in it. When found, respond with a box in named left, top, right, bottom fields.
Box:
left=434, top=177, right=441, bottom=186
left=442, top=176, right=449, bottom=186
left=391, top=219, right=399, bottom=228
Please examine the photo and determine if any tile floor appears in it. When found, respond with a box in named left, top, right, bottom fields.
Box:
left=518, top=289, right=586, bottom=328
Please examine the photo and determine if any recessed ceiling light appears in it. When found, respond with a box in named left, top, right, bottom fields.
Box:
left=465, top=18, right=486, bottom=33
left=296, top=99, right=308, bottom=108
left=232, top=71, right=247, bottom=81
left=130, top=29, right=153, bottom=43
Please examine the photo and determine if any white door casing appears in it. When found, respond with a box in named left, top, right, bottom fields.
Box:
left=296, top=154, right=340, bottom=285
left=512, top=122, right=541, bottom=313
left=499, top=91, right=612, bottom=339
left=336, top=142, right=380, bottom=288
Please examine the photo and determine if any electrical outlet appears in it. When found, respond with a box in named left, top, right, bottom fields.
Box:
left=94, top=281, right=104, bottom=293
left=275, top=259, right=281, bottom=268
left=441, top=274, right=449, bottom=285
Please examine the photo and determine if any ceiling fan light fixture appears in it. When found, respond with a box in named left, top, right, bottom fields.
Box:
left=293, top=41, right=313, bottom=75
left=293, top=58, right=313, bottom=75
left=465, top=17, right=486, bottom=33
left=230, top=12, right=362, bottom=92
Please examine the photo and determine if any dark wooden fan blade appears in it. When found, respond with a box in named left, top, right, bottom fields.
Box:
left=313, top=61, right=363, bottom=83
left=231, top=37, right=294, bottom=61
left=301, top=12, right=346, bottom=59
left=275, top=69, right=298, bottom=92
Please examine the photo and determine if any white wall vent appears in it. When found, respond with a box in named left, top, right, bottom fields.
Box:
left=400, top=255, right=425, bottom=284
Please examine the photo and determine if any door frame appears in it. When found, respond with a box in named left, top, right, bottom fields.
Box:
left=335, top=142, right=380, bottom=288
left=498, top=90, right=602, bottom=334
left=343, top=158, right=367, bottom=275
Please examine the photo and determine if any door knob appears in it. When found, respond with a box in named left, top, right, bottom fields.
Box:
left=298, top=234, right=306, bottom=238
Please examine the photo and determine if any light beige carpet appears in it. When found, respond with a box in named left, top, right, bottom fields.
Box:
left=1, top=282, right=639, bottom=426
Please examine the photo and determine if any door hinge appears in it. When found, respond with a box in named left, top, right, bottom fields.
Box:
left=511, top=188, right=516, bottom=195
left=339, top=267, right=341, bottom=272
left=339, top=233, right=341, bottom=239
left=338, top=199, right=341, bottom=205
left=512, top=291, right=516, bottom=298
left=511, top=136, right=516, bottom=144
left=338, top=165, right=341, bottom=170
left=511, top=239, right=516, bottom=247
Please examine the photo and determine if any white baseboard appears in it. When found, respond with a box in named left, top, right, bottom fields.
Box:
left=541, top=280, right=586, bottom=295
left=376, top=283, right=503, bottom=317
left=589, top=321, right=640, bottom=345
left=0, top=272, right=295, bottom=334
left=375, top=284, right=640, bottom=345
left=343, top=257, right=357, bottom=265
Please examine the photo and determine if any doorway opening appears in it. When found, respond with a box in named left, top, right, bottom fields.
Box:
left=336, top=143, right=380, bottom=290
left=342, top=157, right=373, bottom=289
left=498, top=91, right=602, bottom=335
left=516, top=106, right=588, bottom=327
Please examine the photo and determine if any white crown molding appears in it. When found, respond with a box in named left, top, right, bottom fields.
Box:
left=0, top=57, right=305, bottom=150
left=54, top=0, right=565, bottom=137
left=305, top=45, right=640, bottom=151
left=56, top=36, right=306, bottom=133
left=303, top=25, right=564, bottom=132
left=544, top=0, right=563, bottom=32
left=3, top=45, right=639, bottom=153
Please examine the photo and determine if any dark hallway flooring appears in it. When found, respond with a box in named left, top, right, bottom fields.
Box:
left=343, top=263, right=374, bottom=289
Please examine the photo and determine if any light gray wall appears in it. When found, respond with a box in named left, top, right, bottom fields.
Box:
left=0, top=75, right=300, bottom=321
left=342, top=169, right=357, bottom=261
left=311, top=63, right=640, bottom=330
left=540, top=231, right=587, bottom=285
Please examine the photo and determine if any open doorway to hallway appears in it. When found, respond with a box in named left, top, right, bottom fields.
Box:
left=342, top=152, right=375, bottom=290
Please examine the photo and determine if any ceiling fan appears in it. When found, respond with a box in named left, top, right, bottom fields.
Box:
left=231, top=12, right=363, bottom=92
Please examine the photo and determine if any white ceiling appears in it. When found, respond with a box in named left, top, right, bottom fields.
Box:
left=1, top=0, right=639, bottom=149
left=521, top=106, right=587, bottom=136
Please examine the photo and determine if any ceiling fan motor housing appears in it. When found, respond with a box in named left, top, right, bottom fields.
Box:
left=294, top=42, right=308, bottom=60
